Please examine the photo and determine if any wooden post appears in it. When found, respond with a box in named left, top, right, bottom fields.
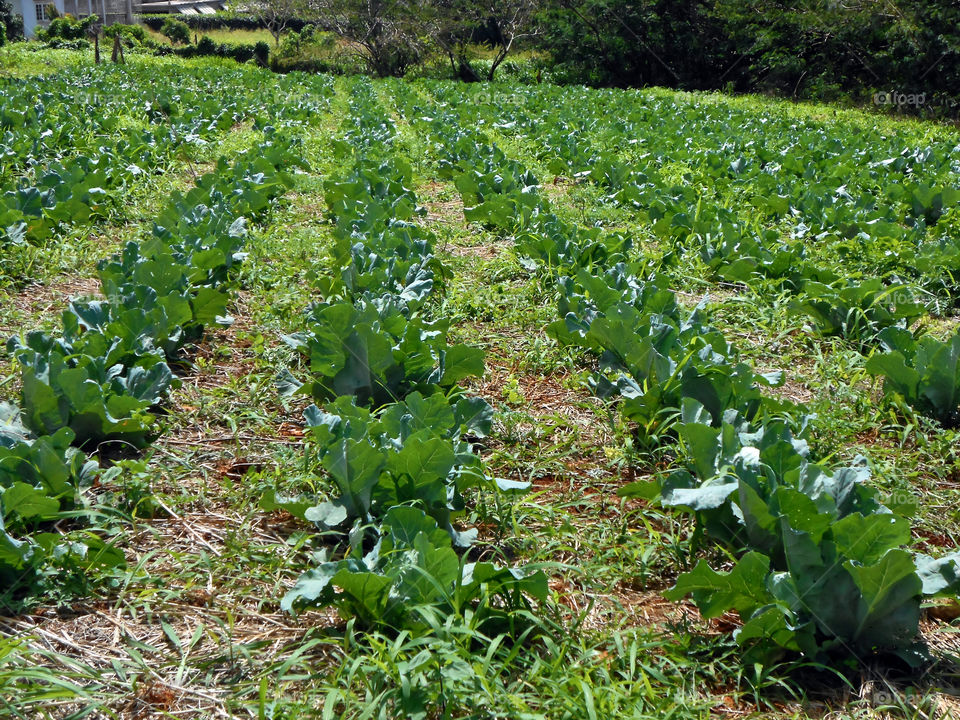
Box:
left=111, top=33, right=124, bottom=63
left=94, top=32, right=100, bottom=63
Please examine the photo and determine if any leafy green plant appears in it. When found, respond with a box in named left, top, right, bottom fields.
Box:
left=96, top=244, right=231, bottom=342
left=0, top=405, right=97, bottom=535
left=546, top=264, right=681, bottom=346
left=547, top=267, right=785, bottom=437
left=0, top=67, right=313, bottom=253
left=4, top=144, right=298, bottom=448
left=0, top=405, right=123, bottom=607
left=699, top=226, right=831, bottom=289
left=514, top=215, right=632, bottom=274
left=281, top=506, right=548, bottom=632
left=263, top=392, right=492, bottom=541
left=455, top=167, right=540, bottom=230
left=280, top=295, right=485, bottom=408
left=161, top=18, right=191, bottom=45
left=319, top=227, right=443, bottom=307
left=866, top=328, right=960, bottom=427
left=630, top=406, right=960, bottom=664
left=264, top=80, right=547, bottom=644
left=789, top=279, right=926, bottom=344
left=0, top=131, right=301, bottom=608
left=325, top=159, right=420, bottom=229
left=313, top=149, right=444, bottom=305
left=7, top=330, right=174, bottom=448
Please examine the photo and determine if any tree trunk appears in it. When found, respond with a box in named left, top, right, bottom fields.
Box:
left=111, top=33, right=124, bottom=63
left=446, top=48, right=457, bottom=78
left=94, top=33, right=100, bottom=64
left=488, top=39, right=513, bottom=82
left=457, top=58, right=481, bottom=82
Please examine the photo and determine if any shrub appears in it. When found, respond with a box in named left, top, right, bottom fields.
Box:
left=36, top=13, right=96, bottom=43
left=274, top=23, right=326, bottom=59
left=228, top=44, right=254, bottom=63
left=275, top=23, right=305, bottom=57
left=160, top=17, right=190, bottom=45
left=141, top=11, right=311, bottom=33
left=270, top=55, right=356, bottom=74
left=195, top=34, right=216, bottom=54
left=253, top=40, right=269, bottom=67
left=172, top=36, right=266, bottom=66
left=270, top=28, right=360, bottom=74
left=104, top=22, right=147, bottom=45
left=44, top=37, right=90, bottom=50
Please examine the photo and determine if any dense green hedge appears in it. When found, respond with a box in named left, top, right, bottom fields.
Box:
left=269, top=55, right=355, bottom=75
left=150, top=36, right=269, bottom=65
left=141, top=12, right=311, bottom=33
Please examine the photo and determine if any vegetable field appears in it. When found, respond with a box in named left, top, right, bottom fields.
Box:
left=3, top=48, right=960, bottom=719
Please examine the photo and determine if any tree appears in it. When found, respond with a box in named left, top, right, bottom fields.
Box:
left=537, top=0, right=723, bottom=89
left=160, top=17, right=190, bottom=45
left=482, top=0, right=539, bottom=80
left=424, top=0, right=539, bottom=82
left=310, top=0, right=423, bottom=77
left=0, top=0, right=23, bottom=40
left=423, top=0, right=482, bottom=81
left=254, top=0, right=306, bottom=46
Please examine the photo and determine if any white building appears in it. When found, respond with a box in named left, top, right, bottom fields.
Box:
left=12, top=0, right=133, bottom=36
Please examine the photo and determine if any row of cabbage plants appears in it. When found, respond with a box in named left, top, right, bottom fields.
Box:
left=424, top=81, right=960, bottom=464
left=0, top=131, right=301, bottom=607
left=271, top=78, right=547, bottom=632
left=395, top=83, right=960, bottom=667
left=0, top=63, right=332, bottom=247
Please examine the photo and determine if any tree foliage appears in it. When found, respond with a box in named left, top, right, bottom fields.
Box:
left=0, top=0, right=22, bottom=40
left=310, top=0, right=423, bottom=77
left=160, top=17, right=191, bottom=45
left=425, top=0, right=540, bottom=81
left=538, top=0, right=960, bottom=109
left=253, top=0, right=307, bottom=45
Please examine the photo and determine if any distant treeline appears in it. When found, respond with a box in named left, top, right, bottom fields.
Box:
left=70, top=2, right=960, bottom=116
left=539, top=0, right=960, bottom=114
